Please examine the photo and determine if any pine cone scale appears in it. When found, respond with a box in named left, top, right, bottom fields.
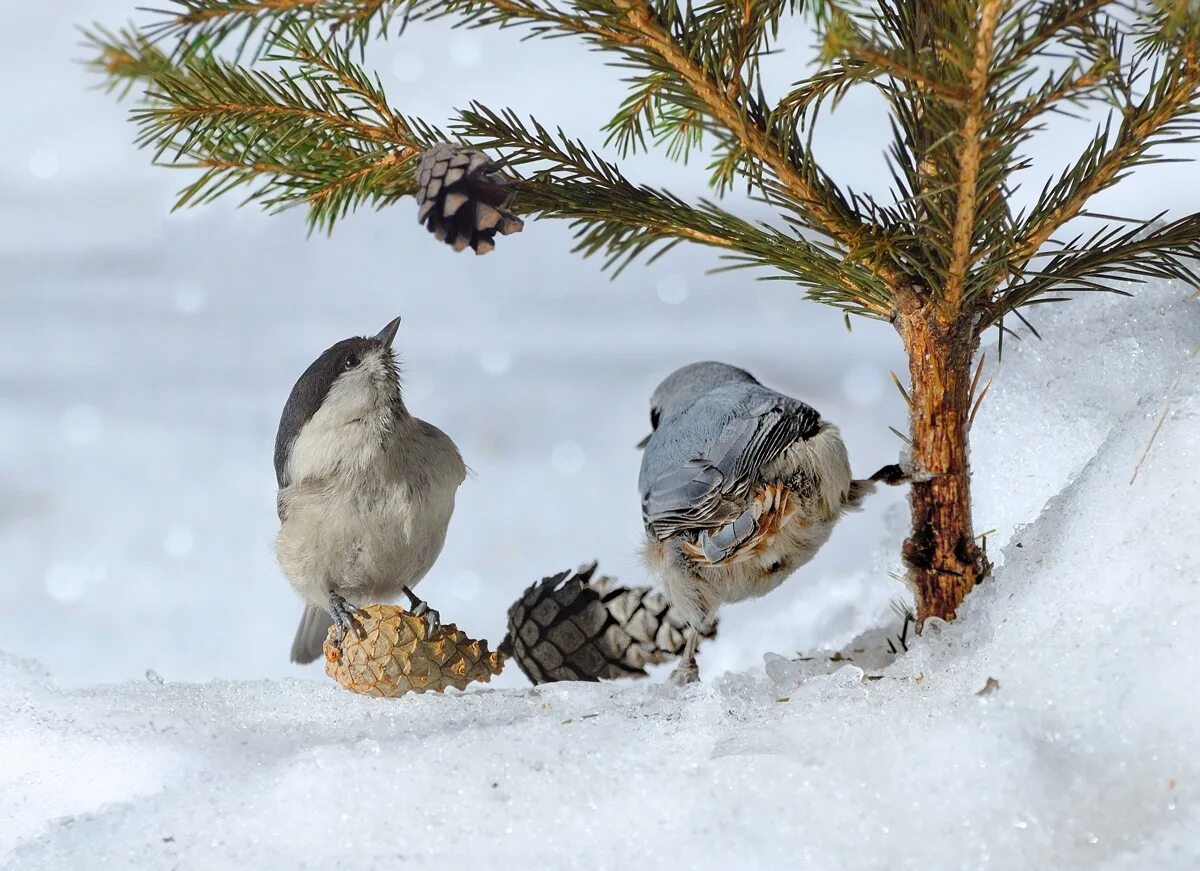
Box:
left=414, top=144, right=524, bottom=255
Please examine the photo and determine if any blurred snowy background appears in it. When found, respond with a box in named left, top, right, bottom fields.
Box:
left=1, top=2, right=1197, bottom=689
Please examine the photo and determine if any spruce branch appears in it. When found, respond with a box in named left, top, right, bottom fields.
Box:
left=403, top=0, right=902, bottom=286
left=990, top=214, right=1200, bottom=321
left=139, top=0, right=403, bottom=59
left=614, top=0, right=892, bottom=271
left=1009, top=46, right=1200, bottom=283
left=87, top=0, right=1200, bottom=312
left=84, top=8, right=893, bottom=309
left=992, top=0, right=1114, bottom=74
left=118, top=24, right=431, bottom=230
left=81, top=24, right=179, bottom=98
left=995, top=64, right=1108, bottom=145
left=456, top=103, right=893, bottom=310
left=944, top=0, right=1002, bottom=310
left=88, top=17, right=895, bottom=311
left=823, top=6, right=969, bottom=106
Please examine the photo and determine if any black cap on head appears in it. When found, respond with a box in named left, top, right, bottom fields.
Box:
left=273, top=321, right=401, bottom=487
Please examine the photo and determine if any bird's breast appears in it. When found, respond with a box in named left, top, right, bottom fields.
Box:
left=277, top=472, right=456, bottom=585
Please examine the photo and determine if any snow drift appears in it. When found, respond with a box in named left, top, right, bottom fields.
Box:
left=2, top=281, right=1197, bottom=870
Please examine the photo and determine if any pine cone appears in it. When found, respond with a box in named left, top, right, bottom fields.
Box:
left=415, top=143, right=524, bottom=254
left=500, top=564, right=718, bottom=685
left=590, top=575, right=718, bottom=671
left=323, top=605, right=506, bottom=697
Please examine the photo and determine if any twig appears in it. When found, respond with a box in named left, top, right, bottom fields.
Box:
left=1130, top=346, right=1199, bottom=484
left=969, top=377, right=994, bottom=429
left=890, top=370, right=913, bottom=407
left=969, top=353, right=987, bottom=403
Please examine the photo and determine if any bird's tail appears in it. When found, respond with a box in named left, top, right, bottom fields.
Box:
left=290, top=605, right=333, bottom=664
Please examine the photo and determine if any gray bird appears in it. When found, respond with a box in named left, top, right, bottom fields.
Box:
left=638, top=361, right=905, bottom=683
left=274, top=317, right=466, bottom=664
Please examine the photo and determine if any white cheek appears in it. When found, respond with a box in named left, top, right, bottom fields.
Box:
left=287, top=372, right=377, bottom=481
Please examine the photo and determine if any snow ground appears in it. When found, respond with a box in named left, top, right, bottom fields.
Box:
left=3, top=3, right=1200, bottom=867
left=3, top=283, right=1196, bottom=870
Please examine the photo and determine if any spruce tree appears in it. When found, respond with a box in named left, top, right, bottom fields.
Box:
left=86, top=0, right=1200, bottom=625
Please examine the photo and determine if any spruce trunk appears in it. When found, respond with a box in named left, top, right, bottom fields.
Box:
left=897, top=305, right=991, bottom=623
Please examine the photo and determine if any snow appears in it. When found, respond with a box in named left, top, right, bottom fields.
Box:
left=4, top=2, right=1200, bottom=867
left=4, top=281, right=1197, bottom=869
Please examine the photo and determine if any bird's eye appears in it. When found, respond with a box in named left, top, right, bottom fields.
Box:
left=344, top=353, right=361, bottom=370
left=650, top=408, right=661, bottom=430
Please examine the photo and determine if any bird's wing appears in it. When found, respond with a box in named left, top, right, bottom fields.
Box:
left=642, top=398, right=820, bottom=541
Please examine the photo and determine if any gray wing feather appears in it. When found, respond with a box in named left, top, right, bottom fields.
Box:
left=642, top=460, right=730, bottom=528
left=644, top=398, right=819, bottom=540
left=698, top=507, right=759, bottom=563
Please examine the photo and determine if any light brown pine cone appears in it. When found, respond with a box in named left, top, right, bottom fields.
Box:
left=323, top=605, right=506, bottom=697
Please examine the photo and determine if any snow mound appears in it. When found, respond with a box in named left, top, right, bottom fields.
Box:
left=3, top=282, right=1197, bottom=870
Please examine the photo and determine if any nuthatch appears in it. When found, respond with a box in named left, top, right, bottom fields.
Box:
left=274, top=317, right=466, bottom=663
left=638, top=362, right=904, bottom=683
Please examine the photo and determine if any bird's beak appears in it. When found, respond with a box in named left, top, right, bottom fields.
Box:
left=375, top=316, right=402, bottom=348
left=636, top=433, right=652, bottom=449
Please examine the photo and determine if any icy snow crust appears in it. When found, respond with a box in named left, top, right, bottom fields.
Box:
left=3, top=283, right=1197, bottom=870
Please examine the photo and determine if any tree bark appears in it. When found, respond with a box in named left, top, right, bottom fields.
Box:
left=897, top=303, right=991, bottom=624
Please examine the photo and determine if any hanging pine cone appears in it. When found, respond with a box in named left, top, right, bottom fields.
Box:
left=500, top=563, right=718, bottom=685
left=415, top=143, right=524, bottom=254
left=323, top=605, right=506, bottom=697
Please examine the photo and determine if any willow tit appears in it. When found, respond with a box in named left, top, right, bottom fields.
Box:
left=274, top=317, right=466, bottom=663
left=638, top=361, right=904, bottom=683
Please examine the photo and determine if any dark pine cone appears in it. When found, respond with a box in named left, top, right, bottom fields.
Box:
left=499, top=563, right=718, bottom=685
left=415, top=143, right=524, bottom=254
left=589, top=574, right=717, bottom=670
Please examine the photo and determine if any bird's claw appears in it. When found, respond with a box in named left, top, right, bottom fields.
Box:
left=328, top=591, right=367, bottom=644
left=413, top=601, right=441, bottom=635
left=669, top=658, right=700, bottom=686
left=869, top=460, right=945, bottom=486
left=402, top=586, right=441, bottom=635
left=869, top=463, right=909, bottom=485
left=669, top=628, right=702, bottom=685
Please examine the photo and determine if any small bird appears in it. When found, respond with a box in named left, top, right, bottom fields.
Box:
left=274, top=317, right=466, bottom=664
left=637, top=361, right=905, bottom=683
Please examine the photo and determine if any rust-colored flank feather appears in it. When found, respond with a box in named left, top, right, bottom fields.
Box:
left=680, top=483, right=799, bottom=566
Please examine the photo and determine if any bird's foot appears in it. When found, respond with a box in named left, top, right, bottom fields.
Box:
left=869, top=461, right=948, bottom=485
left=669, top=656, right=700, bottom=686
left=869, top=463, right=909, bottom=485
left=876, top=455, right=960, bottom=486
left=328, top=591, right=367, bottom=644
left=402, top=586, right=441, bottom=635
